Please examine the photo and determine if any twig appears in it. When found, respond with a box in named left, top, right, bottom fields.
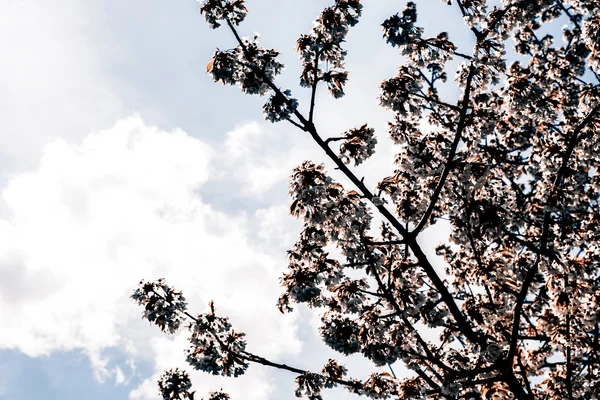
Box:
left=413, top=64, right=476, bottom=235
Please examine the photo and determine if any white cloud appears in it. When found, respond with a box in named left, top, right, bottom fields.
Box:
left=218, top=122, right=313, bottom=197
left=0, top=0, right=124, bottom=172
left=0, top=116, right=301, bottom=396
left=0, top=114, right=454, bottom=399
left=255, top=205, right=300, bottom=250
left=225, top=122, right=265, bottom=159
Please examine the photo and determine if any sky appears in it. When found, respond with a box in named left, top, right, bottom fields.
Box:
left=0, top=1, right=471, bottom=399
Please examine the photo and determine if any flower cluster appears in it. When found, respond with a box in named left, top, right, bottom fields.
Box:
left=458, top=0, right=487, bottom=28
left=381, top=2, right=420, bottom=48
left=136, top=0, right=600, bottom=399
left=321, top=359, right=348, bottom=387
left=294, top=372, right=325, bottom=400
left=158, top=368, right=193, bottom=400
left=278, top=225, right=344, bottom=312
left=295, top=0, right=363, bottom=97
left=262, top=89, right=298, bottom=122
left=288, top=161, right=372, bottom=261
left=186, top=301, right=249, bottom=377
left=133, top=281, right=244, bottom=399
left=320, top=313, right=361, bottom=356
left=205, top=391, right=231, bottom=400
left=377, top=125, right=451, bottom=224
left=338, top=124, right=377, bottom=166
left=199, top=0, right=247, bottom=29
left=582, top=13, right=600, bottom=72
left=378, top=67, right=423, bottom=116
left=360, top=373, right=396, bottom=399
left=383, top=2, right=456, bottom=74
left=206, top=34, right=283, bottom=96
left=279, top=159, right=380, bottom=314
left=131, top=279, right=187, bottom=334
left=206, top=31, right=301, bottom=124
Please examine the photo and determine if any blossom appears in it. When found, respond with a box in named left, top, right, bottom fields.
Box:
left=206, top=35, right=283, bottom=96
left=199, top=0, right=248, bottom=29
left=295, top=0, right=363, bottom=97
left=338, top=124, right=377, bottom=166
left=136, top=0, right=600, bottom=398
left=263, top=89, right=298, bottom=122
left=186, top=301, right=249, bottom=377
left=158, top=369, right=193, bottom=400
left=131, top=279, right=187, bottom=334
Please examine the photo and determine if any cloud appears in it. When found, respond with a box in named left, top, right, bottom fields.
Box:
left=0, top=0, right=125, bottom=173
left=0, top=116, right=301, bottom=397
left=218, top=122, right=313, bottom=198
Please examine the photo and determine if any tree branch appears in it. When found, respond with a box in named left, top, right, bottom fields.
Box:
left=169, top=298, right=366, bottom=393
left=556, top=1, right=581, bottom=31
left=507, top=105, right=600, bottom=364
left=360, top=236, right=453, bottom=380
left=308, top=49, right=321, bottom=123
left=365, top=239, right=406, bottom=246
left=224, top=11, right=481, bottom=354
left=412, top=64, right=476, bottom=235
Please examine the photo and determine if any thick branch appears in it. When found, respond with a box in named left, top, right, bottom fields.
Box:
left=507, top=105, right=600, bottom=364
left=223, top=17, right=481, bottom=346
left=361, top=237, right=453, bottom=381
left=502, top=368, right=534, bottom=400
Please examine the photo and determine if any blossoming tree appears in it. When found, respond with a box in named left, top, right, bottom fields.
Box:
left=132, top=0, right=600, bottom=398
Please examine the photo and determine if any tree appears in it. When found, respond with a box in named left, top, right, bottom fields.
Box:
left=131, top=0, right=600, bottom=398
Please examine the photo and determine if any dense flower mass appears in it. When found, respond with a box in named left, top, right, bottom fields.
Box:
left=295, top=0, right=363, bottom=98
left=338, top=124, right=377, bottom=166
left=136, top=0, right=600, bottom=399
left=199, top=0, right=247, bottom=29
left=131, top=279, right=187, bottom=334
left=262, top=89, right=299, bottom=122
left=158, top=369, right=193, bottom=400
left=206, top=35, right=284, bottom=96
left=288, top=161, right=372, bottom=262
left=582, top=13, right=600, bottom=72
left=186, top=301, right=249, bottom=377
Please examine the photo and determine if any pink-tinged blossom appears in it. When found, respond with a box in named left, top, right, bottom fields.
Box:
left=135, top=0, right=600, bottom=398
left=339, top=124, right=377, bottom=166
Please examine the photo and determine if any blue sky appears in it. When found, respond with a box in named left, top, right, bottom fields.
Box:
left=0, top=1, right=471, bottom=399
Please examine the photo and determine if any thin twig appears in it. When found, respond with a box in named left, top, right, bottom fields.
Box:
left=413, top=65, right=476, bottom=235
